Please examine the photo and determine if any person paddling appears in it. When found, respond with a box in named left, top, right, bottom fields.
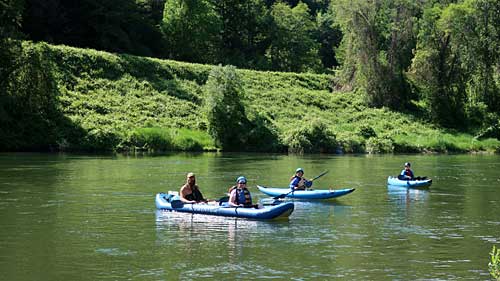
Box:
left=398, top=162, right=427, bottom=181
left=289, top=168, right=312, bottom=191
left=179, top=172, right=207, bottom=204
left=228, top=176, right=253, bottom=207
left=399, top=162, right=415, bottom=180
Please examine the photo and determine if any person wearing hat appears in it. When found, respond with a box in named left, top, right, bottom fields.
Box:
left=289, top=168, right=312, bottom=191
left=179, top=172, right=207, bottom=204
left=398, top=162, right=415, bottom=180
left=228, top=176, right=253, bottom=207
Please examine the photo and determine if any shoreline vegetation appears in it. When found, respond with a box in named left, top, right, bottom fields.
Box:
left=2, top=41, right=500, bottom=154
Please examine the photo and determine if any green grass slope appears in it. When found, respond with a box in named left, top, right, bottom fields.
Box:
left=5, top=41, right=499, bottom=153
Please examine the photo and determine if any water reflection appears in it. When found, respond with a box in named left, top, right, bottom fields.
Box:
left=155, top=210, right=288, bottom=259
left=387, top=185, right=430, bottom=205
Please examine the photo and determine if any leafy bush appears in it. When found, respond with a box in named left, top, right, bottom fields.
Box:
left=358, top=125, right=377, bottom=139
left=126, top=127, right=214, bottom=152
left=282, top=118, right=337, bottom=153
left=243, top=112, right=282, bottom=152
left=128, top=128, right=173, bottom=151
left=1, top=42, right=63, bottom=151
left=204, top=65, right=247, bottom=150
left=490, top=246, right=500, bottom=280
left=365, top=137, right=394, bottom=154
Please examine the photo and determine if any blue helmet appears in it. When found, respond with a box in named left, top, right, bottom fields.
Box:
left=295, top=168, right=304, bottom=173
left=236, top=176, right=247, bottom=184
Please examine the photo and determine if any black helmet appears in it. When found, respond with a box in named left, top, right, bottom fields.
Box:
left=404, top=162, right=411, bottom=167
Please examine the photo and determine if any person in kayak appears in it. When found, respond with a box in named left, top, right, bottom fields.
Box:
left=228, top=176, right=253, bottom=207
left=289, top=168, right=312, bottom=191
left=179, top=172, right=207, bottom=204
left=398, top=162, right=414, bottom=180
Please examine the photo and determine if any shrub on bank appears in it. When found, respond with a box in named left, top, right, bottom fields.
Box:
left=282, top=118, right=337, bottom=153
left=125, top=127, right=214, bottom=152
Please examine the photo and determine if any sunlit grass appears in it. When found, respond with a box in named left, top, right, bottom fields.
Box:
left=128, top=127, right=215, bottom=152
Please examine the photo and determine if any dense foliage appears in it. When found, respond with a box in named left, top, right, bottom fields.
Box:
left=491, top=246, right=500, bottom=280
left=1, top=0, right=499, bottom=153
left=204, top=65, right=247, bottom=150
left=2, top=42, right=497, bottom=153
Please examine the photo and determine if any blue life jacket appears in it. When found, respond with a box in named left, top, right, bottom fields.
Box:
left=235, top=187, right=252, bottom=207
left=400, top=169, right=414, bottom=179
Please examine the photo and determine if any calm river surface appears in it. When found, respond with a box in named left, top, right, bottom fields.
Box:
left=1, top=153, right=499, bottom=280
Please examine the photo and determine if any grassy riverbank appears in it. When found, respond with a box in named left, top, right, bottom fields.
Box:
left=2, top=41, right=499, bottom=153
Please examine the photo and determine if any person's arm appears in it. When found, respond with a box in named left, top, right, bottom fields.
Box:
left=401, top=169, right=412, bottom=180
left=304, top=177, right=313, bottom=188
left=289, top=177, right=299, bottom=190
left=179, top=185, right=196, bottom=203
left=228, top=189, right=240, bottom=207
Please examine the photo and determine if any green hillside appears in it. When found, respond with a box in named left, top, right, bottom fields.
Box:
left=2, top=41, right=499, bottom=153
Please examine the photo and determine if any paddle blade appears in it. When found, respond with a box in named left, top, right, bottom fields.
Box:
left=273, top=191, right=290, bottom=199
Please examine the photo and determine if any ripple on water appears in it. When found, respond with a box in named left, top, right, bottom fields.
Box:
left=181, top=262, right=291, bottom=280
left=95, top=248, right=137, bottom=256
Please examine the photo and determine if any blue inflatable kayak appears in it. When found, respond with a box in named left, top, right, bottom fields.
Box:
left=257, top=185, right=355, bottom=199
left=387, top=176, right=432, bottom=188
left=155, top=193, right=294, bottom=220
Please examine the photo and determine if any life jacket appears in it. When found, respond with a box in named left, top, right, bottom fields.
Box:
left=403, top=169, right=414, bottom=178
left=290, top=176, right=306, bottom=188
left=230, top=186, right=252, bottom=207
left=184, top=185, right=204, bottom=202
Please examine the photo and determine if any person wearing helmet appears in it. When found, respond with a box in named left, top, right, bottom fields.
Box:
left=289, top=168, right=312, bottom=191
left=179, top=172, right=207, bottom=203
left=398, top=162, right=415, bottom=180
left=228, top=176, right=253, bottom=207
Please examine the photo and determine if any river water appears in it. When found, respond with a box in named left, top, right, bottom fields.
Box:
left=0, top=153, right=499, bottom=280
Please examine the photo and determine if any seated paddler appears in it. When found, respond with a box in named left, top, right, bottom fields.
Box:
left=228, top=176, right=253, bottom=207
left=289, top=168, right=312, bottom=191
left=179, top=172, right=207, bottom=204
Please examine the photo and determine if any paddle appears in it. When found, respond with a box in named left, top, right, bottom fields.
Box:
left=273, top=170, right=329, bottom=199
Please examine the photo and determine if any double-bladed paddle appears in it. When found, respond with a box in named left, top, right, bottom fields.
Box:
left=273, top=170, right=329, bottom=199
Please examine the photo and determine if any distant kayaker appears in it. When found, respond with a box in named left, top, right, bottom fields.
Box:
left=228, top=176, right=253, bottom=207
left=289, top=168, right=312, bottom=191
left=179, top=172, right=207, bottom=204
left=398, top=162, right=415, bottom=180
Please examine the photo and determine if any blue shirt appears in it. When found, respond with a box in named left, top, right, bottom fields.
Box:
left=289, top=176, right=301, bottom=190
left=289, top=176, right=312, bottom=190
left=400, top=169, right=414, bottom=179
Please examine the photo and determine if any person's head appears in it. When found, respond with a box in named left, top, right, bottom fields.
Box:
left=295, top=168, right=304, bottom=177
left=404, top=162, right=411, bottom=170
left=236, top=176, right=247, bottom=188
left=187, top=172, right=196, bottom=185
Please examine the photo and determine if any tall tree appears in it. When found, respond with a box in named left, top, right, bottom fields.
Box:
left=204, top=65, right=247, bottom=150
left=409, top=4, right=467, bottom=127
left=22, top=0, right=167, bottom=57
left=162, top=0, right=221, bottom=63
left=314, top=4, right=342, bottom=70
left=1, top=0, right=25, bottom=141
left=266, top=1, right=321, bottom=72
left=211, top=0, right=269, bottom=69
left=334, top=0, right=419, bottom=108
